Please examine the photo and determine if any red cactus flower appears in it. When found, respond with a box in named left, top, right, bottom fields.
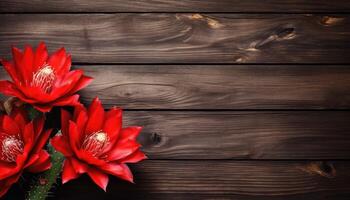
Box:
left=0, top=42, right=92, bottom=112
left=51, top=97, right=147, bottom=191
left=0, top=109, right=52, bottom=197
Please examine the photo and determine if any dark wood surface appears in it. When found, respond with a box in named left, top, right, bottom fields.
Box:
left=52, top=161, right=350, bottom=200
left=3, top=65, right=350, bottom=109
left=1, top=0, right=350, bottom=13
left=123, top=111, right=350, bottom=159
left=77, top=65, right=350, bottom=109
left=1, top=1, right=350, bottom=200
left=1, top=14, right=350, bottom=63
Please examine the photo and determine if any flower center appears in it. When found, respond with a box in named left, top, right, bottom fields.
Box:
left=1, top=136, right=24, bottom=162
left=31, top=64, right=56, bottom=93
left=82, top=131, right=109, bottom=157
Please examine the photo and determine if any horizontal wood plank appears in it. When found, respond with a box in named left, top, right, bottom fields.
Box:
left=3, top=65, right=350, bottom=110
left=122, top=111, right=350, bottom=159
left=75, top=65, right=350, bottom=109
left=50, top=161, right=350, bottom=199
left=1, top=14, right=350, bottom=63
left=1, top=0, right=350, bottom=13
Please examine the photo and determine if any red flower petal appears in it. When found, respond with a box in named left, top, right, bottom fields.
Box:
left=52, top=94, right=81, bottom=107
left=118, top=127, right=142, bottom=144
left=32, top=129, right=52, bottom=154
left=1, top=59, right=20, bottom=84
left=87, top=167, right=109, bottom=191
left=103, top=107, right=122, bottom=142
left=0, top=81, right=36, bottom=104
left=22, top=122, right=34, bottom=146
left=11, top=47, right=24, bottom=82
left=21, top=45, right=34, bottom=82
left=119, top=150, right=148, bottom=164
left=16, top=84, right=45, bottom=103
left=77, top=150, right=106, bottom=167
left=33, top=94, right=80, bottom=112
left=73, top=104, right=87, bottom=120
left=0, top=161, right=16, bottom=180
left=51, top=70, right=83, bottom=99
left=85, top=97, right=104, bottom=135
left=33, top=116, right=45, bottom=139
left=24, top=153, right=39, bottom=168
left=74, top=108, right=88, bottom=141
left=62, top=158, right=79, bottom=184
left=68, top=121, right=81, bottom=154
left=100, top=163, right=133, bottom=183
left=10, top=108, right=28, bottom=131
left=107, top=140, right=141, bottom=161
left=68, top=75, right=93, bottom=95
left=70, top=157, right=88, bottom=174
left=26, top=150, right=51, bottom=173
left=47, top=47, right=68, bottom=74
left=51, top=135, right=73, bottom=157
left=0, top=80, right=17, bottom=96
left=1, top=115, right=20, bottom=136
left=33, top=42, right=48, bottom=71
left=56, top=54, right=71, bottom=75
left=61, top=109, right=72, bottom=137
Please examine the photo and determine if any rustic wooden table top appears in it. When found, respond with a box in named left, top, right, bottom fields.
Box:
left=1, top=0, right=350, bottom=199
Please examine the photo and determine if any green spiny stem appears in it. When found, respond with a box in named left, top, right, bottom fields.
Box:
left=26, top=145, right=64, bottom=200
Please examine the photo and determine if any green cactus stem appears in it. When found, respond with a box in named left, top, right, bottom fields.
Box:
left=26, top=144, right=64, bottom=200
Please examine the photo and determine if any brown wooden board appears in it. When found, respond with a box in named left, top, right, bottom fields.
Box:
left=77, top=65, right=350, bottom=109
left=2, top=65, right=350, bottom=110
left=50, top=161, right=350, bottom=200
left=1, top=0, right=350, bottom=13
left=123, top=111, right=350, bottom=159
left=1, top=14, right=350, bottom=63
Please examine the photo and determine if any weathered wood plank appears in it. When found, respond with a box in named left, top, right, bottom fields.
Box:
left=2, top=65, right=350, bottom=109
left=123, top=111, right=350, bottom=159
left=3, top=64, right=350, bottom=109
left=75, top=65, right=350, bottom=109
left=1, top=0, right=350, bottom=13
left=1, top=14, right=350, bottom=63
left=50, top=161, right=350, bottom=200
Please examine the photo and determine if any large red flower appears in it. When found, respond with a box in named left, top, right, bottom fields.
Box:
left=0, top=109, right=52, bottom=197
left=51, top=97, right=147, bottom=191
left=0, top=42, right=92, bottom=112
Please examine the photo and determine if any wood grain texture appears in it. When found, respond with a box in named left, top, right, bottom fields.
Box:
left=1, top=14, right=350, bottom=63
left=75, top=65, right=350, bottom=109
left=3, top=65, right=350, bottom=110
left=48, top=161, right=350, bottom=200
left=123, top=111, right=350, bottom=159
left=1, top=0, right=350, bottom=13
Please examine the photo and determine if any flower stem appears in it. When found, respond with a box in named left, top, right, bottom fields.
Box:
left=26, top=145, right=64, bottom=200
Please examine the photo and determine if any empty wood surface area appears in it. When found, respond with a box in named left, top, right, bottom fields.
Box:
left=1, top=0, right=350, bottom=13
left=123, top=111, right=350, bottom=159
left=51, top=161, right=350, bottom=200
left=1, top=14, right=350, bottom=63
left=77, top=65, right=350, bottom=109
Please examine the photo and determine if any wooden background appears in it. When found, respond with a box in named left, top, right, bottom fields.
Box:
left=1, top=1, right=350, bottom=199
